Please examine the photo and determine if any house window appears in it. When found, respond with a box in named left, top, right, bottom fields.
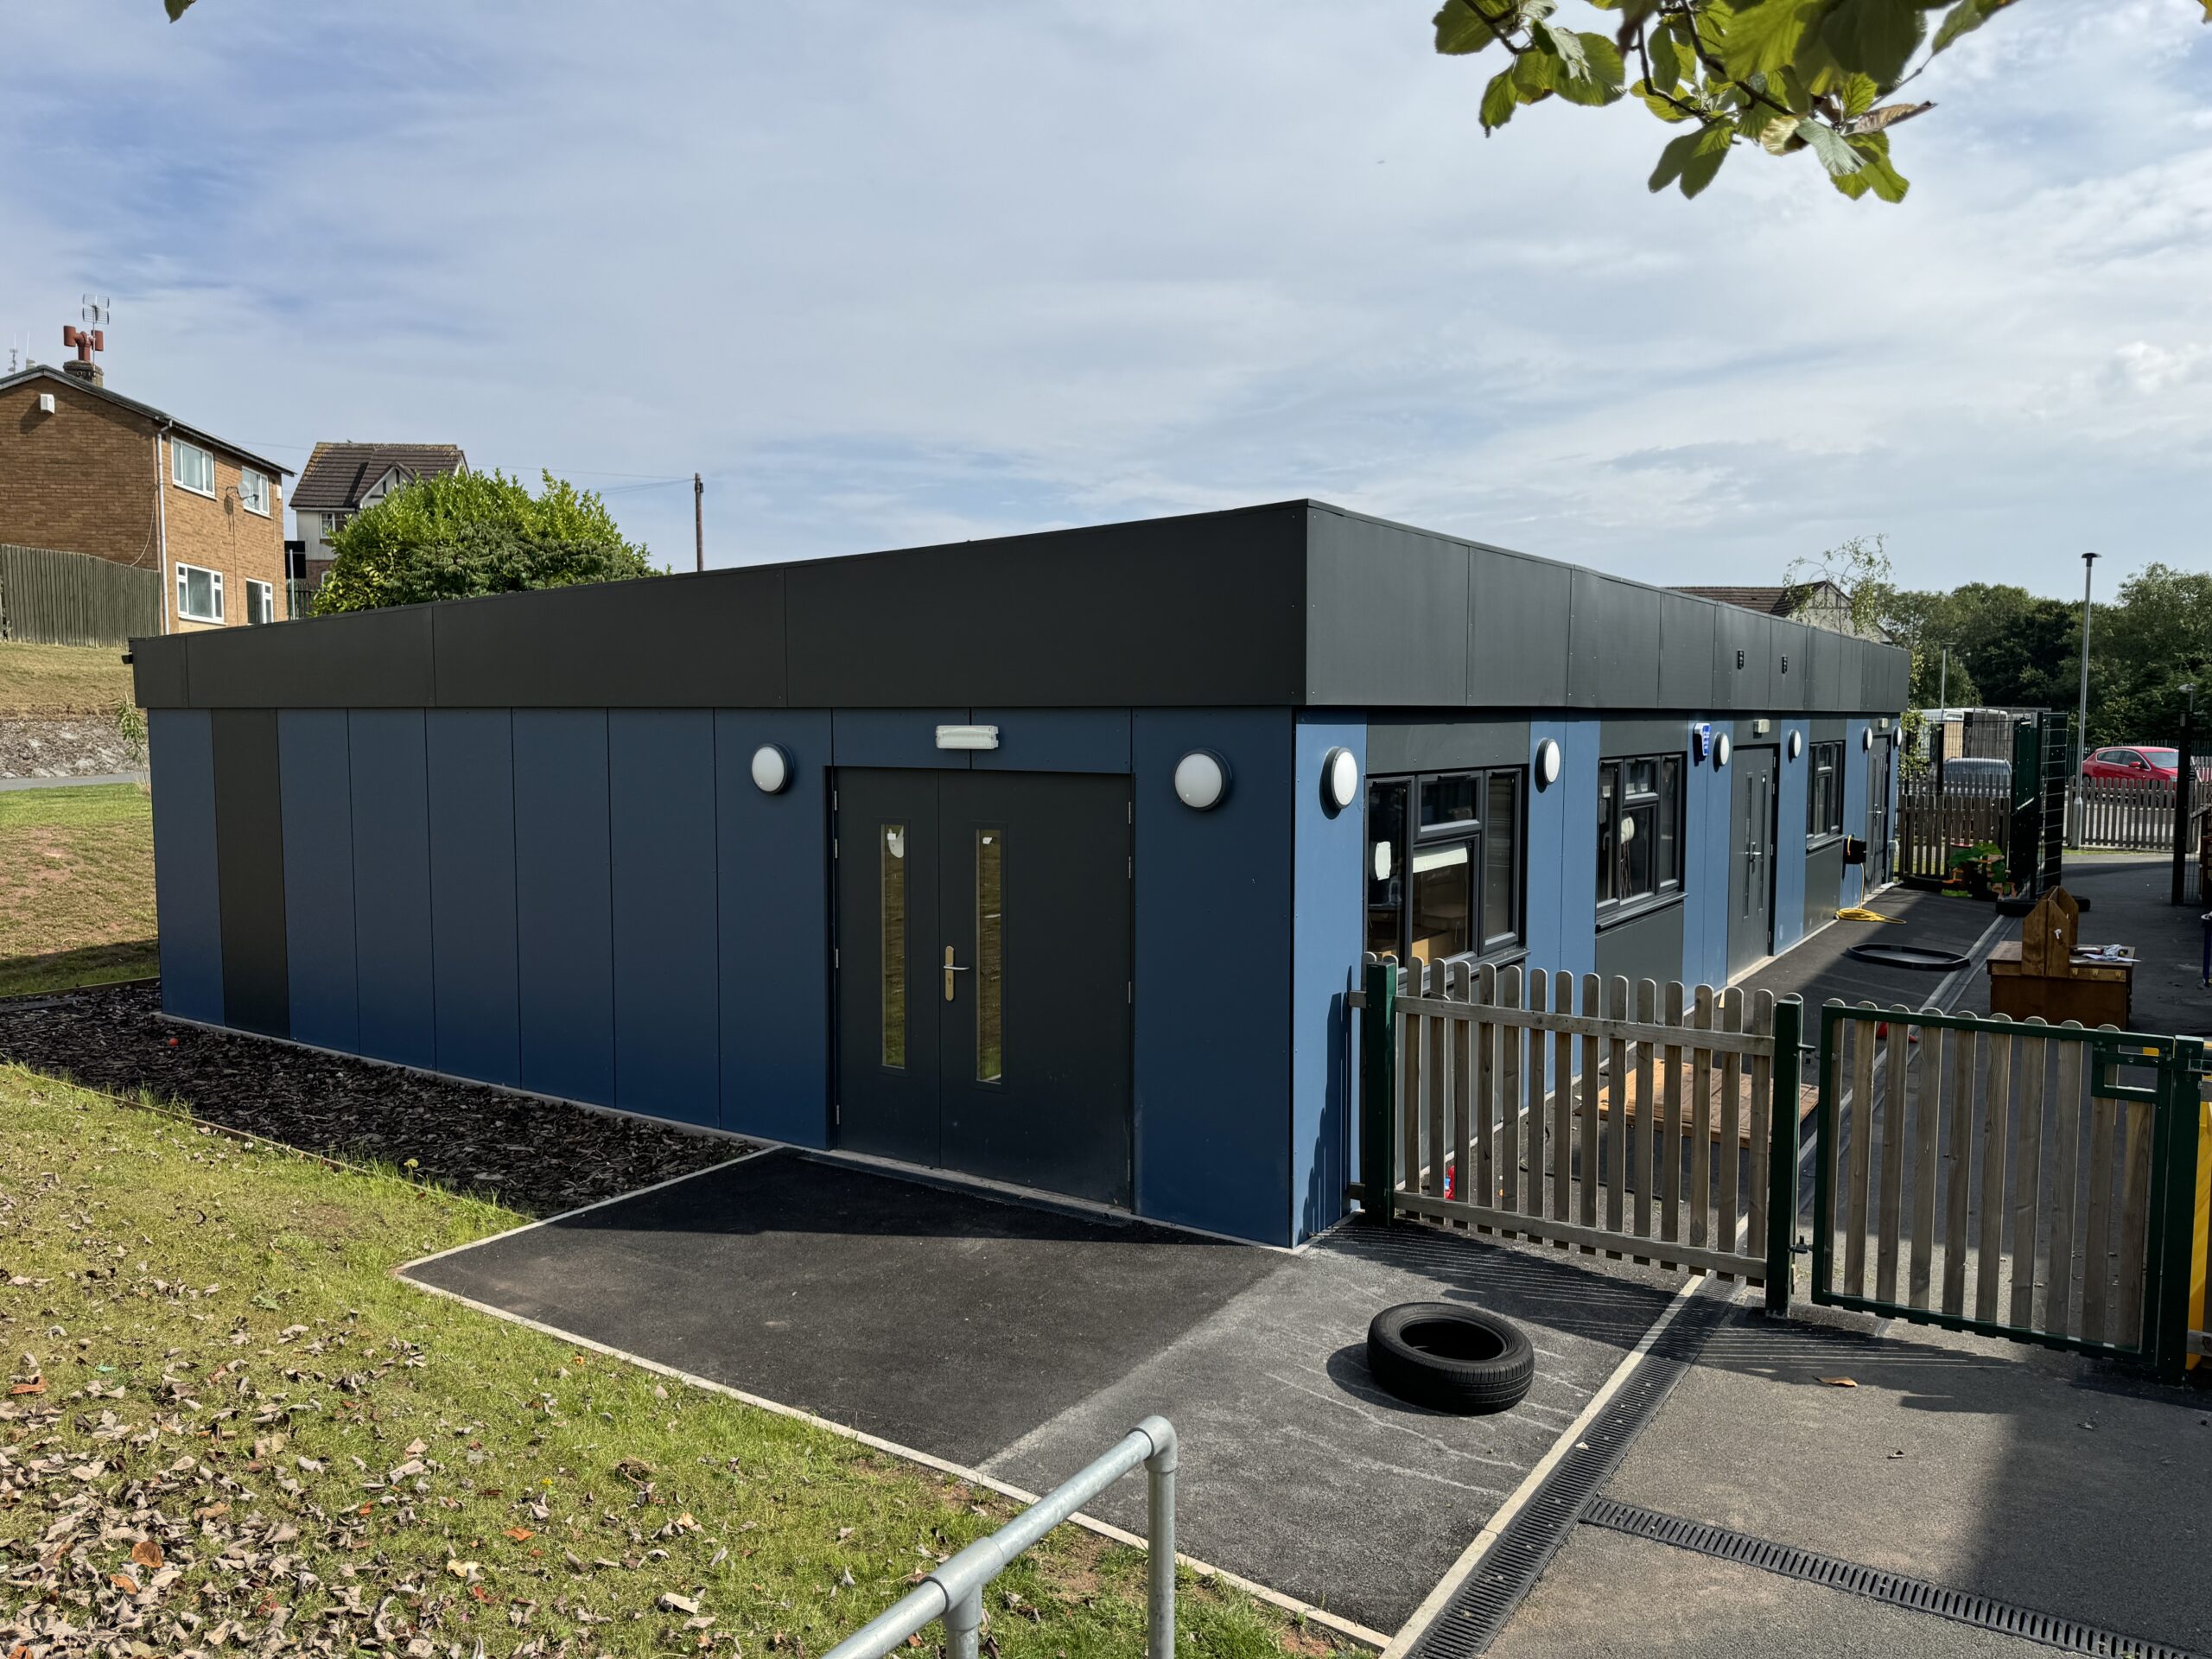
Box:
left=238, top=467, right=270, bottom=517
left=175, top=563, right=224, bottom=624
left=1807, top=741, right=1844, bottom=842
left=1598, top=755, right=1682, bottom=915
left=171, top=438, right=215, bottom=498
left=321, top=512, right=348, bottom=540
left=245, top=579, right=276, bottom=626
left=1366, top=767, right=1524, bottom=966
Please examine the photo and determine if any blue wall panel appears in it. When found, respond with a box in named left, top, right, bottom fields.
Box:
left=1134, top=709, right=1294, bottom=1244
left=1682, top=721, right=1733, bottom=989
left=349, top=709, right=436, bottom=1067
left=716, top=709, right=832, bottom=1147
left=1522, top=717, right=1601, bottom=988
left=610, top=711, right=721, bottom=1128
left=513, top=710, right=616, bottom=1107
left=149, top=709, right=223, bottom=1024
left=970, top=709, right=1132, bottom=774
left=1774, top=721, right=1809, bottom=953
left=428, top=710, right=521, bottom=1088
left=1840, top=720, right=1869, bottom=908
left=832, top=709, right=970, bottom=770
left=1290, top=715, right=1363, bottom=1242
left=277, top=710, right=358, bottom=1052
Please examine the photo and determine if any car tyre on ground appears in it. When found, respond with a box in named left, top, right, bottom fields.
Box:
left=1366, top=1301, right=1535, bottom=1414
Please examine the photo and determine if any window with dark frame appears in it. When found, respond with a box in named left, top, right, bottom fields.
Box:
left=1364, top=766, right=1523, bottom=966
left=1807, top=741, right=1844, bottom=842
left=1596, top=754, right=1682, bottom=915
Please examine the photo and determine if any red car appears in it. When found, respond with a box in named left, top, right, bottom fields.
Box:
left=2081, top=745, right=2180, bottom=782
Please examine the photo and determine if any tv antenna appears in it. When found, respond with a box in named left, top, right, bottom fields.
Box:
left=81, top=295, right=111, bottom=330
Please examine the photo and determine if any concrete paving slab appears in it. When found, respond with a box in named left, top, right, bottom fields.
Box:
left=1599, top=1299, right=2212, bottom=1652
left=404, top=1149, right=1681, bottom=1634
left=1487, top=1525, right=2054, bottom=1659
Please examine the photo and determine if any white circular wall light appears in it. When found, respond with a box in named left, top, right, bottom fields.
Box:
left=1714, top=733, right=1732, bottom=768
left=1173, top=750, right=1230, bottom=811
left=1861, top=727, right=1873, bottom=752
left=1535, top=739, right=1562, bottom=788
left=750, top=743, right=792, bottom=795
left=1321, top=747, right=1360, bottom=813
left=1787, top=731, right=1803, bottom=760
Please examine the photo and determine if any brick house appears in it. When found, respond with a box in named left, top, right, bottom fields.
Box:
left=291, top=442, right=467, bottom=591
left=0, top=359, right=293, bottom=632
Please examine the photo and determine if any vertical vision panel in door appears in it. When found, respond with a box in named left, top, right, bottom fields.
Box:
left=349, top=709, right=436, bottom=1068
left=610, top=712, right=720, bottom=1128
left=833, top=769, right=943, bottom=1168
left=514, top=710, right=616, bottom=1107
left=1727, top=747, right=1777, bottom=978
left=428, top=710, right=520, bottom=1088
left=939, top=772, right=1133, bottom=1207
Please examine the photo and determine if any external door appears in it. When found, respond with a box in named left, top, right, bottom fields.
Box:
left=1866, top=741, right=1893, bottom=887
left=834, top=768, right=1134, bottom=1206
left=1726, top=746, right=1778, bottom=977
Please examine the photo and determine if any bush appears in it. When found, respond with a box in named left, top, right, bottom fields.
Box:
left=312, top=470, right=656, bottom=614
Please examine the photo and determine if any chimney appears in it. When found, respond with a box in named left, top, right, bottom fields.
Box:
left=60, top=358, right=104, bottom=389
left=60, top=324, right=105, bottom=387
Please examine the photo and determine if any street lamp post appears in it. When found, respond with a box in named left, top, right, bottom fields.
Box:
left=2075, top=551, right=2099, bottom=804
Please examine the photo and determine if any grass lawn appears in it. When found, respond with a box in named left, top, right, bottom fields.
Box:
left=0, top=640, right=137, bottom=717
left=0, top=783, right=158, bottom=997
left=0, top=1065, right=1339, bottom=1657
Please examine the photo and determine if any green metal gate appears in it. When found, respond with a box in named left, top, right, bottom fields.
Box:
left=2009, top=712, right=2069, bottom=901
left=1809, top=1001, right=2206, bottom=1382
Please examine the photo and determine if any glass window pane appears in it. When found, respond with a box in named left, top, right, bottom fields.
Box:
left=880, top=823, right=906, bottom=1070
left=1597, top=765, right=1617, bottom=904
left=1410, top=842, right=1471, bottom=964
left=1624, top=802, right=1656, bottom=898
left=1419, top=774, right=1478, bottom=829
left=976, top=830, right=1003, bottom=1084
left=1365, top=781, right=1408, bottom=959
left=1483, top=773, right=1516, bottom=944
left=1659, top=758, right=1680, bottom=887
left=1627, top=758, right=1657, bottom=798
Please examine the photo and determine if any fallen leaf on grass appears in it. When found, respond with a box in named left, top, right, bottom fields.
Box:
left=1817, top=1376, right=1857, bottom=1388
left=8, top=1380, right=43, bottom=1396
left=505, top=1528, right=534, bottom=1542
left=130, top=1539, right=164, bottom=1570
left=658, top=1592, right=702, bottom=1615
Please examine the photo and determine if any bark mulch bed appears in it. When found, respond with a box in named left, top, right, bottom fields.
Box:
left=0, top=982, right=745, bottom=1217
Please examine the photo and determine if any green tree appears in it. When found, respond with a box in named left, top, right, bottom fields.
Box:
left=1434, top=0, right=2212, bottom=206
left=311, top=469, right=657, bottom=616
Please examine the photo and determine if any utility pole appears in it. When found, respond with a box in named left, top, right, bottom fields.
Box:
left=694, top=474, right=704, bottom=573
left=2075, top=551, right=2099, bottom=786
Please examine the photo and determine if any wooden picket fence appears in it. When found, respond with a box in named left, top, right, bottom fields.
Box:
left=2067, top=777, right=2181, bottom=852
left=0, top=543, right=161, bottom=647
left=1896, top=781, right=2009, bottom=880
left=1811, top=1003, right=2206, bottom=1366
left=1352, top=957, right=1802, bottom=1286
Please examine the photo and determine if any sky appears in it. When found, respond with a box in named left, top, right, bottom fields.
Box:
left=2, top=1, right=2207, bottom=600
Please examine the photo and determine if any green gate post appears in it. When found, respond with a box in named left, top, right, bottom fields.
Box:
left=1765, top=997, right=1804, bottom=1317
left=1360, top=960, right=1398, bottom=1227
left=2144, top=1037, right=2207, bottom=1384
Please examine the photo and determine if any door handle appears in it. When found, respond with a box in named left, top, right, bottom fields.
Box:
left=944, top=945, right=969, bottom=1002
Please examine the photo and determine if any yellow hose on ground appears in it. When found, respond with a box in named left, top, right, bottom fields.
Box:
left=1836, top=906, right=1904, bottom=924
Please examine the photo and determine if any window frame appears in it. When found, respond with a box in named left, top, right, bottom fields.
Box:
left=238, top=467, right=271, bottom=517
left=175, top=562, right=224, bottom=624
left=171, top=438, right=216, bottom=499
left=1596, top=753, right=1684, bottom=924
left=1365, top=765, right=1526, bottom=968
left=245, top=578, right=276, bottom=626
left=1806, top=740, right=1845, bottom=845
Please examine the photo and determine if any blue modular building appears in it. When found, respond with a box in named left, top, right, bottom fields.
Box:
left=130, top=501, right=1908, bottom=1247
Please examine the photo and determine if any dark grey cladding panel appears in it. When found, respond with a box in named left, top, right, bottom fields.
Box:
left=1573, top=571, right=1662, bottom=709
left=130, top=634, right=189, bottom=709
left=1837, top=636, right=1865, bottom=709
left=1656, top=591, right=1716, bottom=709
left=432, top=569, right=787, bottom=708
left=788, top=505, right=1307, bottom=708
left=1595, top=899, right=1684, bottom=987
left=1866, top=640, right=1910, bottom=711
left=1767, top=620, right=1813, bottom=714
left=1711, top=605, right=1771, bottom=711
left=1805, top=626, right=1840, bottom=711
left=183, top=605, right=435, bottom=708
left=1811, top=716, right=1845, bottom=741
left=1366, top=717, right=1530, bottom=776
left=1304, top=510, right=1468, bottom=706
left=1470, top=550, right=1571, bottom=706
left=1601, top=716, right=1690, bottom=760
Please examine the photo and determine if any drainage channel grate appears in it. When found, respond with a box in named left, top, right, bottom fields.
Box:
left=1583, top=1498, right=2202, bottom=1659
left=1403, top=1282, right=1735, bottom=1659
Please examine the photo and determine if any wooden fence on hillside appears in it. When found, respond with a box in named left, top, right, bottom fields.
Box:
left=0, top=543, right=160, bottom=647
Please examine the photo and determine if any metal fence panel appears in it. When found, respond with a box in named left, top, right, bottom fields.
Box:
left=0, top=543, right=161, bottom=647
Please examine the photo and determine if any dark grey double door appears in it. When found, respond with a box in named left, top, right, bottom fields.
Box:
left=1727, top=745, right=1779, bottom=978
left=834, top=768, right=1133, bottom=1206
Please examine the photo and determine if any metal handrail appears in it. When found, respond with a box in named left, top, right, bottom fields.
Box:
left=823, top=1417, right=1179, bottom=1659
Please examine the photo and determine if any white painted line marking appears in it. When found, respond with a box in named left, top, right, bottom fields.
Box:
left=1379, top=1269, right=1712, bottom=1659
left=395, top=1271, right=1386, bottom=1649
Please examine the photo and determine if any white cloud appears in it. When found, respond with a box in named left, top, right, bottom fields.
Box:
left=0, top=0, right=2206, bottom=596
